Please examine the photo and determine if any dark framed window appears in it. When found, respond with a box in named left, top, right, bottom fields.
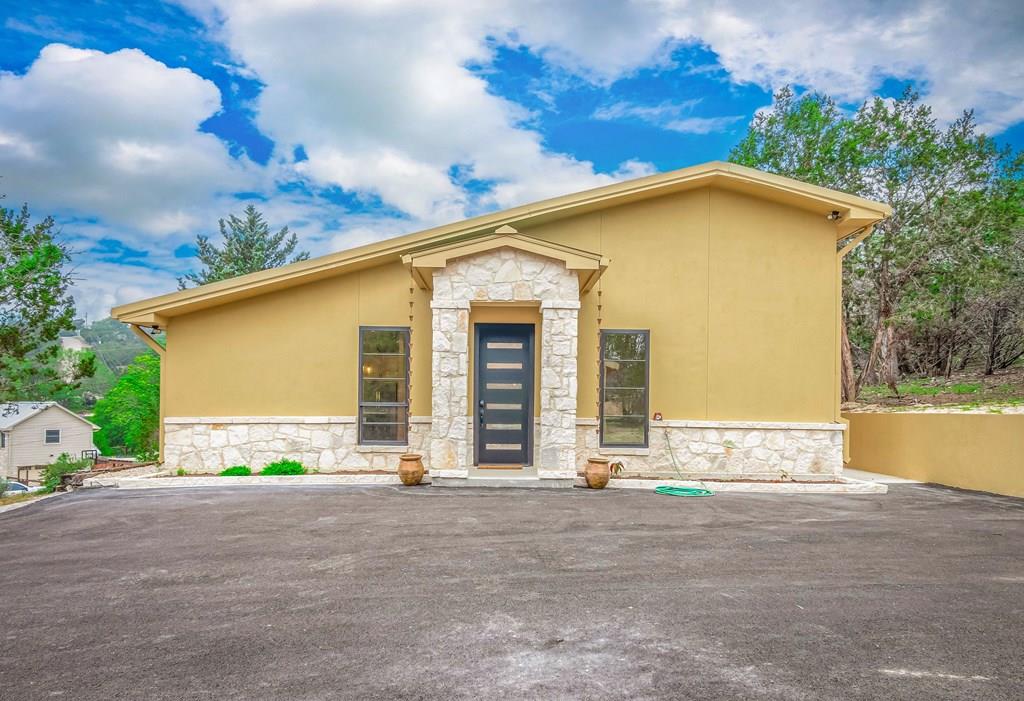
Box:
left=600, top=330, right=649, bottom=448
left=44, top=429, right=61, bottom=445
left=1, top=432, right=6, bottom=448
left=359, top=327, right=410, bottom=445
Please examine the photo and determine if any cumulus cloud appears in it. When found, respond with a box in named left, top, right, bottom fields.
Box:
left=70, top=261, right=180, bottom=323
left=656, top=0, right=1024, bottom=134
left=195, top=0, right=657, bottom=223
left=4, top=1, right=1023, bottom=320
left=0, top=43, right=256, bottom=238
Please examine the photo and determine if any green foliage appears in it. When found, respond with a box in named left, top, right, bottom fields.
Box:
left=176, top=467, right=187, bottom=477
left=259, top=460, right=305, bottom=476
left=0, top=203, right=95, bottom=401
left=0, top=477, right=7, bottom=495
left=178, top=204, right=309, bottom=289
left=731, top=86, right=1024, bottom=394
left=42, top=453, right=91, bottom=492
left=92, top=353, right=160, bottom=459
left=220, top=465, right=252, bottom=476
left=898, top=380, right=941, bottom=396
left=950, top=382, right=982, bottom=395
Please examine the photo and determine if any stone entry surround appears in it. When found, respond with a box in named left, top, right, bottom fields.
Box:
left=429, top=248, right=580, bottom=482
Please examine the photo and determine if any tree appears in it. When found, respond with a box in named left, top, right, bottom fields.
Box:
left=1, top=203, right=94, bottom=403
left=92, top=353, right=160, bottom=460
left=730, top=86, right=861, bottom=192
left=178, top=204, right=309, bottom=288
left=730, top=87, right=1022, bottom=399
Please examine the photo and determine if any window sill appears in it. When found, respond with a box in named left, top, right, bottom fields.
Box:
left=597, top=447, right=650, bottom=457
left=355, top=444, right=411, bottom=453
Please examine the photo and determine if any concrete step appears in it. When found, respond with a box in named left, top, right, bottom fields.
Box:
left=431, top=476, right=574, bottom=489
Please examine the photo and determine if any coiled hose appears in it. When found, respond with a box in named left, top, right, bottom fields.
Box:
left=654, top=485, right=714, bottom=497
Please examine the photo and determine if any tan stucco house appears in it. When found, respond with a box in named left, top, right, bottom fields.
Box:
left=112, top=162, right=890, bottom=486
left=1, top=402, right=99, bottom=478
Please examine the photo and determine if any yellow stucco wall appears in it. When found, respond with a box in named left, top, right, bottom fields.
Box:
left=164, top=185, right=840, bottom=424
left=165, top=262, right=431, bottom=417
left=845, top=412, right=1024, bottom=498
left=530, top=186, right=837, bottom=421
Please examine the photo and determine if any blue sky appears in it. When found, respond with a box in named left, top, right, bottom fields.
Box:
left=2, top=1, right=1023, bottom=320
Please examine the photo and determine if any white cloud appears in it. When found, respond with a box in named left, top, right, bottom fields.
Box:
left=69, top=261, right=180, bottom=323
left=0, top=43, right=256, bottom=238
left=593, top=99, right=702, bottom=122
left=192, top=0, right=656, bottom=223
left=653, top=0, right=1024, bottom=134
left=593, top=98, right=743, bottom=134
left=5, top=1, right=1023, bottom=321
left=664, top=116, right=744, bottom=134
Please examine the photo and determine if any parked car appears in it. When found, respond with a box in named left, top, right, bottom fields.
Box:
left=2, top=481, right=43, bottom=496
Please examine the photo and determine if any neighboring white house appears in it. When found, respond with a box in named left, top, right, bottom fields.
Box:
left=0, top=402, right=99, bottom=478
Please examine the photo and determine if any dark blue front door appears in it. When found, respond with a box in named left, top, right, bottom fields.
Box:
left=475, top=324, right=533, bottom=465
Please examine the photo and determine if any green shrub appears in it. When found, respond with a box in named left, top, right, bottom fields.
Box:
left=176, top=467, right=187, bottom=477
left=42, top=453, right=92, bottom=492
left=0, top=477, right=8, bottom=495
left=259, top=459, right=306, bottom=476
left=220, top=465, right=252, bottom=476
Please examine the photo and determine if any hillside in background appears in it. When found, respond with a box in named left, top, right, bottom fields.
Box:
left=56, top=318, right=158, bottom=411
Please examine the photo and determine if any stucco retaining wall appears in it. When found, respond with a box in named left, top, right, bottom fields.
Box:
left=164, top=416, right=844, bottom=481
left=845, top=412, right=1024, bottom=498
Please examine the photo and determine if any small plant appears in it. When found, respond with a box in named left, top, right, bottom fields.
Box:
left=220, top=465, right=252, bottom=476
left=0, top=477, right=8, bottom=495
left=609, top=460, right=625, bottom=476
left=176, top=467, right=187, bottom=477
left=42, top=453, right=92, bottom=492
left=259, top=459, right=306, bottom=476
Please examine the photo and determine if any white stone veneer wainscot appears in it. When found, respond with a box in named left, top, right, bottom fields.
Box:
left=165, top=416, right=844, bottom=481
left=163, top=417, right=431, bottom=473
left=575, top=419, right=845, bottom=481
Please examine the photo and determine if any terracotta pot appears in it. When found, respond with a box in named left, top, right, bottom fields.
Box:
left=584, top=456, right=611, bottom=489
left=397, top=453, right=425, bottom=486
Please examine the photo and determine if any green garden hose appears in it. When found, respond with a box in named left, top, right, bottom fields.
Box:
left=660, top=430, right=712, bottom=496
left=654, top=485, right=714, bottom=497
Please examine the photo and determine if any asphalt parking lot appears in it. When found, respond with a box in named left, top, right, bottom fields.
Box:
left=1, top=484, right=1022, bottom=700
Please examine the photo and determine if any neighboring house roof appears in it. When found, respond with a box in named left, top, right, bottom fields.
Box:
left=112, top=160, right=892, bottom=325
left=0, top=402, right=100, bottom=431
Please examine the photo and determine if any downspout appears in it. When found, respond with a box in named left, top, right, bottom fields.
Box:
left=835, top=224, right=877, bottom=464
left=128, top=324, right=166, bottom=464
